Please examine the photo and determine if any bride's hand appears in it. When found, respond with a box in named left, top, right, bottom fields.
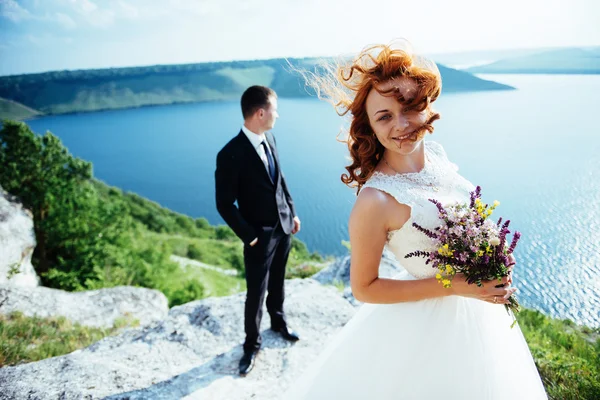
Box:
left=450, top=274, right=517, bottom=305
left=507, top=254, right=516, bottom=286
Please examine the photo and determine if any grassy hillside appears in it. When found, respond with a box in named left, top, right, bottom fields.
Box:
left=0, top=97, right=39, bottom=120
left=466, top=47, right=600, bottom=74
left=0, top=58, right=513, bottom=120
left=92, top=179, right=323, bottom=302
left=436, top=64, right=513, bottom=91
left=518, top=309, right=600, bottom=399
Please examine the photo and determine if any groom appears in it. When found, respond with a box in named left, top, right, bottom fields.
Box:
left=215, top=85, right=301, bottom=376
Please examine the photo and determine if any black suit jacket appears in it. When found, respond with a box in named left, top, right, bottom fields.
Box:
left=215, top=130, right=296, bottom=245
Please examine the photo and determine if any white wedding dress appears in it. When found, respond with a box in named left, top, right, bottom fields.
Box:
left=285, top=141, right=547, bottom=399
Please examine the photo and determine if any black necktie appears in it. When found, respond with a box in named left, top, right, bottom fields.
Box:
left=261, top=141, right=276, bottom=182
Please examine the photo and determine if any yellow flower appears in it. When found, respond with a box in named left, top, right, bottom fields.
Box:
left=437, top=244, right=454, bottom=257
left=442, top=279, right=452, bottom=288
left=436, top=273, right=442, bottom=280
left=445, top=265, right=454, bottom=274
left=493, top=200, right=500, bottom=207
left=477, top=250, right=484, bottom=257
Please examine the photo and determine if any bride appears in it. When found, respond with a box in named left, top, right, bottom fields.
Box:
left=285, top=40, right=547, bottom=399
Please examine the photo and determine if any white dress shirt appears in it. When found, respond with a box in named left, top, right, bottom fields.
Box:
left=241, top=125, right=272, bottom=174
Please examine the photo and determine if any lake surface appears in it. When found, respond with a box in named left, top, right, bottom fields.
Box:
left=25, top=74, right=600, bottom=327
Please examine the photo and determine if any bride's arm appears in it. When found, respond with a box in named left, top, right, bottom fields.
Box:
left=349, top=188, right=513, bottom=304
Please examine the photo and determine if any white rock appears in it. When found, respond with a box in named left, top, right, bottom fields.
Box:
left=313, top=249, right=404, bottom=287
left=0, top=187, right=39, bottom=287
left=0, top=279, right=355, bottom=400
left=0, top=285, right=168, bottom=329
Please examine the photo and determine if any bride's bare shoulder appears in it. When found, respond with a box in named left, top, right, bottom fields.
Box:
left=351, top=186, right=410, bottom=229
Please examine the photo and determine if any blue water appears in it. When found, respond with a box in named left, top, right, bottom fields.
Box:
left=25, top=75, right=600, bottom=327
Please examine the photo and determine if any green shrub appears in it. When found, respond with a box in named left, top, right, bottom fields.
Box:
left=187, top=243, right=204, bottom=260
left=164, top=280, right=205, bottom=307
left=195, top=217, right=210, bottom=230
left=215, top=225, right=237, bottom=240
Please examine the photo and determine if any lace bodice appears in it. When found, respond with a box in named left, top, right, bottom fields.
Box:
left=363, top=141, right=475, bottom=279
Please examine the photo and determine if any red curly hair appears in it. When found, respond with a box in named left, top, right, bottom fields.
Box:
left=304, top=41, right=442, bottom=192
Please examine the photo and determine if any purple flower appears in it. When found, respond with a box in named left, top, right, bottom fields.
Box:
left=428, top=199, right=447, bottom=218
left=412, top=222, right=438, bottom=239
left=508, top=231, right=521, bottom=254
left=405, top=250, right=431, bottom=259
left=498, top=220, right=511, bottom=248
left=469, top=186, right=482, bottom=208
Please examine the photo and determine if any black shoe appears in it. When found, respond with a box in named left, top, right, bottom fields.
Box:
left=239, top=349, right=259, bottom=376
left=272, top=326, right=300, bottom=342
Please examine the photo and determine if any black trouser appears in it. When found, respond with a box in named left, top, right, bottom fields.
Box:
left=242, top=222, right=292, bottom=352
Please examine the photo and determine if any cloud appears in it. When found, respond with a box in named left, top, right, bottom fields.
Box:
left=0, top=0, right=33, bottom=21
left=167, top=0, right=222, bottom=17
left=56, top=0, right=115, bottom=27
left=116, top=1, right=138, bottom=19
left=86, top=8, right=115, bottom=27
left=69, top=0, right=98, bottom=15
left=54, top=12, right=77, bottom=29
left=26, top=33, right=74, bottom=46
left=0, top=37, right=15, bottom=49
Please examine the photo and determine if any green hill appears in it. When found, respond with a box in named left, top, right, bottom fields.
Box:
left=466, top=47, right=600, bottom=74
left=0, top=58, right=513, bottom=120
left=0, top=97, right=40, bottom=120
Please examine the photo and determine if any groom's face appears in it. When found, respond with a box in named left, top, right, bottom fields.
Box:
left=261, top=96, right=279, bottom=131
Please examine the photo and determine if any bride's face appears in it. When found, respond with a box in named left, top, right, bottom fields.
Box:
left=365, top=77, right=428, bottom=155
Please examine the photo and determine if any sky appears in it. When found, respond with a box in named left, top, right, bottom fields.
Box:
left=0, top=0, right=598, bottom=76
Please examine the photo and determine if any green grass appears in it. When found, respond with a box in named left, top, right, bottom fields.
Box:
left=285, top=261, right=327, bottom=279
left=0, top=97, right=40, bottom=120
left=518, top=309, right=600, bottom=400
left=89, top=180, right=324, bottom=306
left=0, top=311, right=139, bottom=367
left=181, top=264, right=246, bottom=297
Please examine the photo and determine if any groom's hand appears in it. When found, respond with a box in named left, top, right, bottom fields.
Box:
left=292, top=216, right=301, bottom=234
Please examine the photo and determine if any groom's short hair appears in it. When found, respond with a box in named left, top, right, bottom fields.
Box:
left=241, top=86, right=276, bottom=119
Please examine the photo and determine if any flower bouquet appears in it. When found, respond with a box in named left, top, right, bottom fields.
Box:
left=405, top=186, right=521, bottom=325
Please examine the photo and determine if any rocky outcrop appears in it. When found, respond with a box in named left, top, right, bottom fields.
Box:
left=0, top=187, right=168, bottom=330
left=0, top=187, right=39, bottom=287
left=0, top=279, right=355, bottom=400
left=313, top=249, right=405, bottom=305
left=0, top=285, right=169, bottom=329
left=312, top=249, right=404, bottom=287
